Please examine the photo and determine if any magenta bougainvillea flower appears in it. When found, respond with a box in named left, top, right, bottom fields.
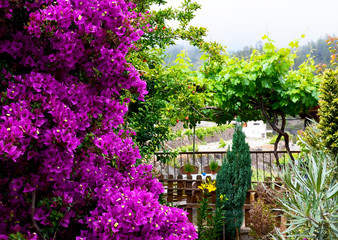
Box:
left=0, top=1, right=197, bottom=239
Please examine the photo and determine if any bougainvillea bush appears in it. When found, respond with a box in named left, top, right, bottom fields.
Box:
left=0, top=1, right=197, bottom=239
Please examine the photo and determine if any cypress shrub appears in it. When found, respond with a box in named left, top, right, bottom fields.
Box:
left=216, top=121, right=252, bottom=240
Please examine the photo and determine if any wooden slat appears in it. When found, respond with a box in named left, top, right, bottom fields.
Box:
left=167, top=175, right=173, bottom=202
left=177, top=175, right=183, bottom=201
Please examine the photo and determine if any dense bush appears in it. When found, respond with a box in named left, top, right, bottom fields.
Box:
left=216, top=122, right=252, bottom=240
left=0, top=1, right=197, bottom=239
left=248, top=199, right=276, bottom=239
left=318, top=69, right=338, bottom=156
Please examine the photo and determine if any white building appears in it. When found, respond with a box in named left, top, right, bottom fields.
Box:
left=242, top=120, right=272, bottom=139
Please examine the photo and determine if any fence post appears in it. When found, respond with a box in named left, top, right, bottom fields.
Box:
left=177, top=175, right=183, bottom=202
left=186, top=175, right=193, bottom=222
left=168, top=175, right=173, bottom=203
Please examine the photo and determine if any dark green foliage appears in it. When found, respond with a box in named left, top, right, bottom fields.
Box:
left=216, top=122, right=252, bottom=239
left=209, top=160, right=219, bottom=172
left=318, top=69, right=338, bottom=156
left=183, top=162, right=196, bottom=173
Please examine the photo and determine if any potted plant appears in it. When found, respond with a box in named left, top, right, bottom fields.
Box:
left=209, top=160, right=219, bottom=174
left=183, top=162, right=196, bottom=176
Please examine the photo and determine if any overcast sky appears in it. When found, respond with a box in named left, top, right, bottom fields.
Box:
left=156, top=0, right=338, bottom=51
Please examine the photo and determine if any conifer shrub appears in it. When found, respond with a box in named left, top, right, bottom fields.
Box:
left=216, top=121, right=252, bottom=240
left=318, top=69, right=338, bottom=156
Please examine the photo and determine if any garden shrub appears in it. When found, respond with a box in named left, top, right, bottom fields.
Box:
left=205, top=126, right=216, bottom=135
left=216, top=121, right=252, bottom=240
left=318, top=69, right=338, bottom=156
left=273, top=132, right=338, bottom=239
left=297, top=121, right=322, bottom=154
left=0, top=1, right=197, bottom=239
left=184, top=129, right=194, bottom=136
left=176, top=144, right=199, bottom=152
left=195, top=128, right=207, bottom=140
left=178, top=124, right=233, bottom=140
left=218, top=138, right=227, bottom=148
left=248, top=182, right=284, bottom=239
left=248, top=199, right=276, bottom=239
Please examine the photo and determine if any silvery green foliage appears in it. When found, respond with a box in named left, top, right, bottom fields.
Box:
left=273, top=126, right=338, bottom=240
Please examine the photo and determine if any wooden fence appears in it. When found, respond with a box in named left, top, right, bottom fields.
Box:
left=154, top=150, right=300, bottom=180
left=158, top=174, right=286, bottom=230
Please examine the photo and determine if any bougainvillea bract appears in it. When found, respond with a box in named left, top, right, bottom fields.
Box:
left=0, top=1, right=197, bottom=239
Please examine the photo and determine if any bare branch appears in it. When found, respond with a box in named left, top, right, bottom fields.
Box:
left=186, top=102, right=209, bottom=119
left=201, top=106, right=221, bottom=110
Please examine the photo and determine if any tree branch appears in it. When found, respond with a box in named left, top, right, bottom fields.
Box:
left=280, top=113, right=295, bottom=162
left=202, top=106, right=221, bottom=110
left=31, top=190, right=46, bottom=240
left=186, top=101, right=209, bottom=120
left=260, top=108, right=294, bottom=167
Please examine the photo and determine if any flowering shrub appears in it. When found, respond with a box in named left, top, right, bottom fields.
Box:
left=0, top=1, right=197, bottom=239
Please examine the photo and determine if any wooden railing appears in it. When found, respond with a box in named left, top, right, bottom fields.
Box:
left=158, top=174, right=286, bottom=230
left=154, top=150, right=300, bottom=180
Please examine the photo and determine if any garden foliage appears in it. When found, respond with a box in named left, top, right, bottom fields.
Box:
left=0, top=1, right=197, bottom=239
left=318, top=69, right=338, bottom=156
left=248, top=182, right=284, bottom=239
left=273, top=130, right=338, bottom=239
left=202, top=36, right=322, bottom=163
left=216, top=121, right=252, bottom=239
left=248, top=198, right=276, bottom=239
left=197, top=180, right=224, bottom=240
left=126, top=1, right=208, bottom=161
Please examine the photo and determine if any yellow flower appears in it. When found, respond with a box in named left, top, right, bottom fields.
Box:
left=219, top=194, right=228, bottom=201
left=198, top=183, right=206, bottom=190
left=199, top=180, right=216, bottom=193
left=206, top=183, right=216, bottom=192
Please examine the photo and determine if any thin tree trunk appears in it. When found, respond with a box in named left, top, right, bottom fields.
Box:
left=260, top=109, right=295, bottom=165
left=193, top=125, right=196, bottom=166
left=31, top=190, right=46, bottom=240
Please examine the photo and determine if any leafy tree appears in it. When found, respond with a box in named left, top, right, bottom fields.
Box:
left=318, top=69, right=338, bottom=156
left=0, top=1, right=197, bottom=239
left=124, top=0, right=208, bottom=161
left=216, top=121, right=252, bottom=240
left=203, top=36, right=322, bottom=163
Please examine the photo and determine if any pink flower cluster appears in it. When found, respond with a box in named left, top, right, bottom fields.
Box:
left=0, top=0, right=197, bottom=239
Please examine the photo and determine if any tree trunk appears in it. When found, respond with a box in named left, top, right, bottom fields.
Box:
left=261, top=109, right=295, bottom=166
